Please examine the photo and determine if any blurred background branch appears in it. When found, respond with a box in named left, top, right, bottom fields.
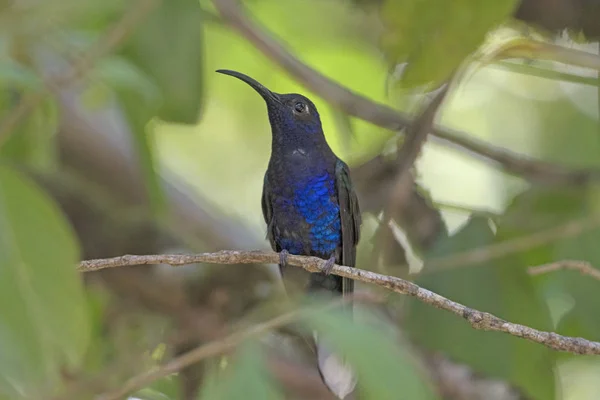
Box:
left=528, top=260, right=600, bottom=281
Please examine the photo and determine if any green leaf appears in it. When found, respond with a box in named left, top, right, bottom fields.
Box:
left=133, top=389, right=172, bottom=400
left=85, top=56, right=161, bottom=109
left=0, top=166, right=89, bottom=398
left=89, top=56, right=166, bottom=219
left=0, top=0, right=124, bottom=37
left=103, top=5, right=207, bottom=218
left=120, top=0, right=204, bottom=124
left=117, top=90, right=168, bottom=219
left=64, top=0, right=127, bottom=32
left=305, top=302, right=439, bottom=400
left=501, top=185, right=600, bottom=344
left=199, top=341, right=284, bottom=400
left=145, top=375, right=180, bottom=400
left=0, top=60, right=43, bottom=89
left=131, top=373, right=179, bottom=400
left=554, top=220, right=600, bottom=343
left=380, top=0, right=519, bottom=88
left=0, top=61, right=59, bottom=168
left=0, top=93, right=59, bottom=169
left=406, top=216, right=556, bottom=400
left=133, top=387, right=174, bottom=400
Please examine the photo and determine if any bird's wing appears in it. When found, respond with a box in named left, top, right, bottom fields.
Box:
left=335, top=159, right=361, bottom=267
left=315, top=160, right=361, bottom=398
left=261, top=173, right=279, bottom=251
left=335, top=159, right=361, bottom=296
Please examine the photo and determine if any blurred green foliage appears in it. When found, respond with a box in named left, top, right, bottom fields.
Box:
left=199, top=342, right=284, bottom=400
left=306, top=302, right=440, bottom=399
left=0, top=166, right=89, bottom=399
left=380, top=0, right=520, bottom=88
left=407, top=217, right=555, bottom=399
left=0, top=0, right=600, bottom=398
left=120, top=0, right=205, bottom=124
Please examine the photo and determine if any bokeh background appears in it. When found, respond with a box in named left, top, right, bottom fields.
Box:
left=1, top=0, right=600, bottom=399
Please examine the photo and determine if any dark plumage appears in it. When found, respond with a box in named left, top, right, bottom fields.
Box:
left=216, top=69, right=361, bottom=399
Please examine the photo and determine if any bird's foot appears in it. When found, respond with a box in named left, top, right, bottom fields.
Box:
left=322, top=256, right=336, bottom=275
left=279, top=250, right=289, bottom=268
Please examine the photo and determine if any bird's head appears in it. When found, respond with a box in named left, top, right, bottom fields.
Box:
left=216, top=69, right=325, bottom=148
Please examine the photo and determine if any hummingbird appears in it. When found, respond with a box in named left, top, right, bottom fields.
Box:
left=216, top=69, right=362, bottom=399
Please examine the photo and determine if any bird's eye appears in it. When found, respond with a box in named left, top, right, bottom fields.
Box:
left=294, top=102, right=306, bottom=113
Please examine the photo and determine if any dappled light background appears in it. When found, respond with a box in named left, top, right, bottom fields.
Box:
left=155, top=1, right=600, bottom=398
left=158, top=0, right=600, bottom=231
left=1, top=0, right=600, bottom=399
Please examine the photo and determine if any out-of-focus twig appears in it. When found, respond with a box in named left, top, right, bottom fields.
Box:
left=212, top=0, right=600, bottom=185
left=491, top=39, right=600, bottom=72
left=423, top=214, right=600, bottom=273
left=79, top=250, right=600, bottom=356
left=386, top=82, right=451, bottom=220
left=373, top=82, right=451, bottom=272
left=0, top=0, right=159, bottom=146
left=528, top=260, right=600, bottom=281
left=424, top=352, right=524, bottom=400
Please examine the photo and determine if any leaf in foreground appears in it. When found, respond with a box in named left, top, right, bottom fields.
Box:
left=0, top=166, right=89, bottom=398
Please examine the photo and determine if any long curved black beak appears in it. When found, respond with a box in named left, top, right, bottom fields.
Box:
left=216, top=69, right=280, bottom=104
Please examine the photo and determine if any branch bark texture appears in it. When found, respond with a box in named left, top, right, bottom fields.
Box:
left=79, top=250, right=600, bottom=356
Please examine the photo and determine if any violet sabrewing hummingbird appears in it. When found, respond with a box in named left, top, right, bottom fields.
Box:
left=216, top=69, right=362, bottom=399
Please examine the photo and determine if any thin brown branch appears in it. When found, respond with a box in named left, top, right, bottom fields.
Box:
left=212, top=0, right=600, bottom=185
left=528, top=260, right=600, bottom=281
left=375, top=83, right=451, bottom=271
left=0, top=0, right=159, bottom=146
left=424, top=214, right=600, bottom=272
left=79, top=250, right=600, bottom=356
left=397, top=84, right=451, bottom=172
left=372, top=211, right=600, bottom=276
left=387, top=82, right=451, bottom=215
left=95, top=296, right=359, bottom=400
